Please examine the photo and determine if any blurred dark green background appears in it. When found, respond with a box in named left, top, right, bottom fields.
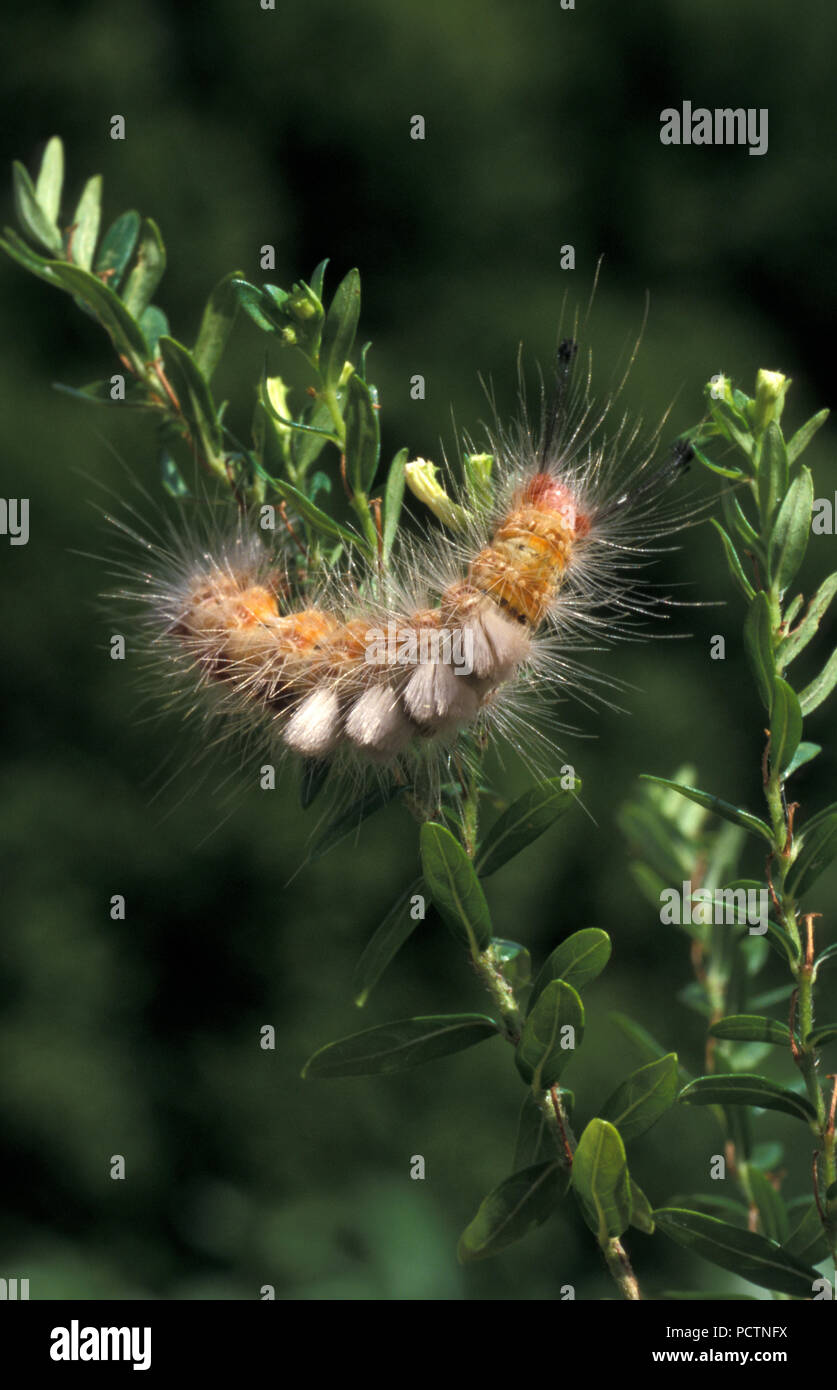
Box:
left=1, top=0, right=835, bottom=1300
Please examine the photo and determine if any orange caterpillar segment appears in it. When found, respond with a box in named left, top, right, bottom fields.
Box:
left=468, top=473, right=586, bottom=626
left=166, top=468, right=590, bottom=763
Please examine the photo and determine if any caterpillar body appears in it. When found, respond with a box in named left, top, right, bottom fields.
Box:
left=115, top=334, right=694, bottom=806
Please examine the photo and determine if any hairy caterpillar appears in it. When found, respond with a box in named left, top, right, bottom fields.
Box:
left=111, top=334, right=695, bottom=806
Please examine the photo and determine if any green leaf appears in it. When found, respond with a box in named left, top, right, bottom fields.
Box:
left=767, top=466, right=813, bottom=594
left=639, top=776, right=773, bottom=844
left=515, top=980, right=585, bottom=1089
left=786, top=408, right=829, bottom=463
left=780, top=576, right=837, bottom=665
left=679, top=1074, right=818, bottom=1126
left=94, top=210, right=141, bottom=292
left=69, top=174, right=102, bottom=271
left=629, top=1179, right=655, bottom=1234
left=320, top=267, right=361, bottom=385
left=420, top=822, right=492, bottom=956
left=806, top=1023, right=837, bottom=1049
left=691, top=443, right=746, bottom=480
left=527, top=928, right=611, bottom=1013
left=47, top=260, right=149, bottom=367
left=721, top=486, right=760, bottom=551
left=798, top=647, right=837, bottom=717
left=0, top=226, right=59, bottom=284
left=608, top=1012, right=674, bottom=1068
left=709, top=399, right=754, bottom=457
left=756, top=420, right=789, bottom=529
left=159, top=334, right=223, bottom=464
left=161, top=449, right=190, bottom=498
left=654, top=1208, right=819, bottom=1298
left=232, top=277, right=281, bottom=333
left=457, top=1161, right=567, bottom=1262
left=122, top=217, right=166, bottom=321
left=769, top=677, right=802, bottom=777
left=352, top=878, right=425, bottom=1008
left=344, top=372, right=380, bottom=495
left=309, top=782, right=403, bottom=860
left=572, top=1119, right=632, bottom=1244
left=272, top=476, right=363, bottom=554
left=309, top=258, right=328, bottom=301
left=743, top=591, right=774, bottom=710
left=784, top=1202, right=831, bottom=1264
left=815, top=942, right=837, bottom=974
left=139, top=305, right=169, bottom=354
left=193, top=270, right=241, bottom=380
left=666, top=1192, right=750, bottom=1226
left=513, top=1093, right=550, bottom=1169
left=475, top=775, right=581, bottom=877
left=784, top=741, right=821, bottom=778
left=302, top=1013, right=500, bottom=1079
left=13, top=159, right=64, bottom=254
left=742, top=1163, right=790, bottom=1244
left=34, top=136, right=64, bottom=225
left=786, top=808, right=837, bottom=897
left=382, top=447, right=407, bottom=562
left=599, top=1054, right=679, bottom=1144
left=709, top=1015, right=793, bottom=1046
left=710, top=519, right=755, bottom=600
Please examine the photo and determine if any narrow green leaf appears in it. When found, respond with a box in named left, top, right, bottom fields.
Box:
left=769, top=677, right=802, bottom=777
left=159, top=334, right=223, bottom=461
left=94, top=209, right=141, bottom=292
left=0, top=227, right=58, bottom=284
left=69, top=174, right=102, bottom=271
left=666, top=1192, right=750, bottom=1226
left=756, top=420, right=789, bottom=528
left=572, top=1119, right=632, bottom=1244
left=721, top=485, right=760, bottom=551
left=457, top=1161, right=567, bottom=1262
left=709, top=1015, right=792, bottom=1046
left=798, top=646, right=837, bottom=716
left=272, top=477, right=363, bottom=554
left=527, top=928, right=611, bottom=1013
left=786, top=808, right=837, bottom=897
left=709, top=399, right=753, bottom=456
left=34, top=136, right=64, bottom=225
left=309, top=782, right=402, bottom=860
left=806, top=1023, right=837, bottom=1049
left=475, top=775, right=581, bottom=878
left=691, top=443, right=746, bottom=480
left=139, top=305, right=169, bottom=354
left=302, top=1013, right=500, bottom=1078
left=599, top=1054, right=679, bottom=1144
left=784, top=740, right=821, bottom=777
left=513, top=1093, right=550, bottom=1169
left=382, top=447, right=407, bottom=562
left=232, top=277, right=281, bottom=333
left=768, top=466, right=813, bottom=594
left=13, top=159, right=63, bottom=254
left=655, top=1207, right=819, bottom=1298
left=815, top=942, right=837, bottom=974
left=679, top=1074, right=818, bottom=1126
left=353, top=877, right=425, bottom=1007
left=309, top=258, right=328, bottom=301
left=47, top=260, right=149, bottom=365
left=742, top=1163, right=790, bottom=1244
left=786, top=408, right=829, bottom=463
left=344, top=372, right=380, bottom=495
left=320, top=267, right=361, bottom=385
left=629, top=1179, right=655, bottom=1234
left=420, top=822, right=492, bottom=956
left=744, top=591, right=774, bottom=710
left=710, top=519, right=755, bottom=600
left=515, top=980, right=585, bottom=1089
left=639, top=776, right=773, bottom=843
left=784, top=1202, right=831, bottom=1264
left=122, top=217, right=166, bottom=321
left=193, top=270, right=241, bottom=380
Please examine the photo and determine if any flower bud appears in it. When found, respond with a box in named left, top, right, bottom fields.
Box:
left=752, top=369, right=790, bottom=434
left=405, top=458, right=470, bottom=531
